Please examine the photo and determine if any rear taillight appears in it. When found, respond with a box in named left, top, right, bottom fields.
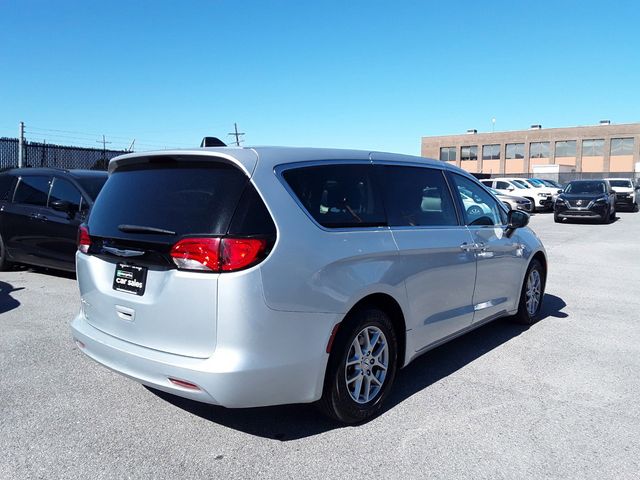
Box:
left=170, top=237, right=267, bottom=272
left=77, top=225, right=91, bottom=254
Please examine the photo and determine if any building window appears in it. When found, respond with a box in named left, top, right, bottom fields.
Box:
left=482, top=144, right=500, bottom=160
left=611, top=138, right=634, bottom=156
left=530, top=142, right=550, bottom=158
left=461, top=145, right=477, bottom=161
left=582, top=139, right=604, bottom=156
left=555, top=140, right=576, bottom=157
left=439, top=147, right=457, bottom=162
left=506, top=143, right=524, bottom=159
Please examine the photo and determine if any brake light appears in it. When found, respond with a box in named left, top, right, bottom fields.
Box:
left=77, top=225, right=91, bottom=254
left=170, top=237, right=267, bottom=272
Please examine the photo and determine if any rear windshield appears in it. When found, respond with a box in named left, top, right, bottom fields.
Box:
left=88, top=160, right=248, bottom=241
left=609, top=180, right=632, bottom=188
left=565, top=181, right=605, bottom=195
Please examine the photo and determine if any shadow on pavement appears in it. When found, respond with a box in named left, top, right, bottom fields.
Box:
left=0, top=280, right=23, bottom=315
left=13, top=263, right=76, bottom=280
left=147, top=292, right=567, bottom=440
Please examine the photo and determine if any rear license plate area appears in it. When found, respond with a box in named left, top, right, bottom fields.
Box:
left=113, top=263, right=147, bottom=296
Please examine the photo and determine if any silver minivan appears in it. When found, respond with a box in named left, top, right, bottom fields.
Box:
left=71, top=147, right=547, bottom=423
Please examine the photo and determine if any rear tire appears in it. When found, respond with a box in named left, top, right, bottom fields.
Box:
left=319, top=307, right=398, bottom=424
left=0, top=234, right=12, bottom=271
left=511, top=259, right=544, bottom=325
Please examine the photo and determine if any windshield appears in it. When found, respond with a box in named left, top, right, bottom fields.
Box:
left=528, top=179, right=545, bottom=186
left=76, top=175, right=108, bottom=200
left=609, top=180, right=632, bottom=188
left=540, top=179, right=560, bottom=188
left=565, top=181, right=606, bottom=195
left=512, top=180, right=530, bottom=188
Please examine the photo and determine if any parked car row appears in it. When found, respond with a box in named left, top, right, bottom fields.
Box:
left=480, top=177, right=560, bottom=212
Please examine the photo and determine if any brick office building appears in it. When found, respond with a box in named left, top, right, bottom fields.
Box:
left=421, top=122, right=640, bottom=179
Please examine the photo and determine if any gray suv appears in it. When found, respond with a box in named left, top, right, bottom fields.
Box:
left=71, top=147, right=547, bottom=423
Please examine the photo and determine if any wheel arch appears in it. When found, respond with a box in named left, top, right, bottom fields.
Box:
left=531, top=250, right=548, bottom=292
left=331, top=293, right=408, bottom=369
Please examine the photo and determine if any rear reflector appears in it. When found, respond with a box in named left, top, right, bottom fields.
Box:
left=170, top=237, right=267, bottom=272
left=168, top=378, right=201, bottom=390
left=77, top=225, right=91, bottom=254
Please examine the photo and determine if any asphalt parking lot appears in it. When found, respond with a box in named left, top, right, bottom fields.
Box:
left=1, top=211, right=639, bottom=480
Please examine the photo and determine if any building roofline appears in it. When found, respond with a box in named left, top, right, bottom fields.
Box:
left=422, top=122, right=640, bottom=140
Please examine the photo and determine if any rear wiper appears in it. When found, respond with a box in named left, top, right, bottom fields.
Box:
left=118, top=224, right=176, bottom=235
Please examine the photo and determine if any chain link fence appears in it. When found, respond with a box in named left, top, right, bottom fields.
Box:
left=0, top=137, right=128, bottom=171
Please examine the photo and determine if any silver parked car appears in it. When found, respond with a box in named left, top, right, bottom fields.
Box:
left=487, top=187, right=533, bottom=212
left=71, top=147, right=547, bottom=423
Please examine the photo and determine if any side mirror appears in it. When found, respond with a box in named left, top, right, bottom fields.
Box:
left=506, top=210, right=529, bottom=236
left=50, top=199, right=78, bottom=216
left=507, top=185, right=515, bottom=191
left=50, top=199, right=71, bottom=212
left=557, top=189, right=562, bottom=194
left=609, top=190, right=616, bottom=195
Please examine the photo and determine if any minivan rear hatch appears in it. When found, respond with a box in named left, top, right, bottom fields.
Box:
left=79, top=153, right=268, bottom=358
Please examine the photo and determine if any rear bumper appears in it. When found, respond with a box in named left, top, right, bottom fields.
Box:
left=71, top=309, right=339, bottom=408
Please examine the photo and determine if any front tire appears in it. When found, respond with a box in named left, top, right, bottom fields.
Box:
left=511, top=259, right=544, bottom=325
left=320, top=307, right=398, bottom=424
left=553, top=213, right=562, bottom=223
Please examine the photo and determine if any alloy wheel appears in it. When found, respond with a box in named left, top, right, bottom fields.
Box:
left=344, top=326, right=389, bottom=404
left=526, top=269, right=541, bottom=316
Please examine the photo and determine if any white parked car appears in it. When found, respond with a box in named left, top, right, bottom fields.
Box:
left=606, top=178, right=638, bottom=211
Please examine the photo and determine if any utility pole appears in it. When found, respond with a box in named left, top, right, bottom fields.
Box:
left=18, top=121, right=25, bottom=168
left=228, top=123, right=245, bottom=146
left=97, top=134, right=112, bottom=159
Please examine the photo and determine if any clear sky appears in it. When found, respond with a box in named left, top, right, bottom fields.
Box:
left=1, top=0, right=639, bottom=155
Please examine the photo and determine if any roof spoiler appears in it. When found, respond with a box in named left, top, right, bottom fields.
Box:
left=200, top=137, right=227, bottom=147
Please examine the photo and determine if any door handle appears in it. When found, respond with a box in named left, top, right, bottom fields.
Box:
left=459, top=242, right=477, bottom=252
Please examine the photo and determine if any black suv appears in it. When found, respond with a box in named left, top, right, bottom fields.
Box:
left=554, top=179, right=617, bottom=224
left=0, top=168, right=107, bottom=272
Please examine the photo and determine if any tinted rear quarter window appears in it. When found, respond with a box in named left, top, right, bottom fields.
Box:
left=283, top=164, right=386, bottom=228
left=14, top=176, right=51, bottom=206
left=49, top=178, right=82, bottom=210
left=75, top=175, right=108, bottom=201
left=89, top=160, right=249, bottom=241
